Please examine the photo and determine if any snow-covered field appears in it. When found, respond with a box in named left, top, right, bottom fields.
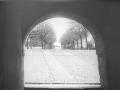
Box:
left=24, top=48, right=100, bottom=88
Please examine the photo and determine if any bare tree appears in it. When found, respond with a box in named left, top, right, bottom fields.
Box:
left=60, top=29, right=78, bottom=49
left=82, top=27, right=90, bottom=49
left=68, top=22, right=85, bottom=49
left=28, top=22, right=56, bottom=49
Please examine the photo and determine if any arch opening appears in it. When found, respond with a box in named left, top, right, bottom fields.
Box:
left=23, top=12, right=107, bottom=89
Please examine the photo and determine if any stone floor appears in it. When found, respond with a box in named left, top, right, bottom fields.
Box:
left=24, top=48, right=100, bottom=86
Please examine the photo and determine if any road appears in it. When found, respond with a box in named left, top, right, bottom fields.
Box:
left=24, top=48, right=100, bottom=85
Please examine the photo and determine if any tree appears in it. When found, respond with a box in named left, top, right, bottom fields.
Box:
left=28, top=22, right=56, bottom=49
left=68, top=21, right=85, bottom=49
left=87, top=36, right=95, bottom=49
left=44, top=34, right=56, bottom=49
left=82, top=27, right=90, bottom=49
left=60, top=29, right=78, bottom=49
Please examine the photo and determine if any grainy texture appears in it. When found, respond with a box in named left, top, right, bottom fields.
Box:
left=24, top=48, right=99, bottom=84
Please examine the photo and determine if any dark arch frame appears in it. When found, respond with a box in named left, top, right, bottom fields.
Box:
left=23, top=11, right=108, bottom=90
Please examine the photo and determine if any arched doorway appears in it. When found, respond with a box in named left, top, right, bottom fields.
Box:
left=23, top=11, right=107, bottom=89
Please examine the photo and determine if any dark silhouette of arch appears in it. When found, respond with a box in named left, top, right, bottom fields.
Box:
left=23, top=11, right=107, bottom=89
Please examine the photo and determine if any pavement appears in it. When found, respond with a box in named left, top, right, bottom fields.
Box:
left=24, top=48, right=100, bottom=85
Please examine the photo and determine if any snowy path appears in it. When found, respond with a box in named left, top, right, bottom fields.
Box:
left=24, top=49, right=100, bottom=84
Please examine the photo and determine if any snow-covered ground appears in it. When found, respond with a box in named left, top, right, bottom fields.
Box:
left=24, top=48, right=100, bottom=88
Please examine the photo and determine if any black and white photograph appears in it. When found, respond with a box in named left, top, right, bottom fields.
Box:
left=0, top=0, right=120, bottom=90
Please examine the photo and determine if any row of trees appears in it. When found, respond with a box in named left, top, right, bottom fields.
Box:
left=25, top=20, right=95, bottom=50
left=60, top=21, right=95, bottom=50
left=26, top=22, right=56, bottom=49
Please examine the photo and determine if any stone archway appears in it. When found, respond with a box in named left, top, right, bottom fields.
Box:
left=23, top=11, right=107, bottom=89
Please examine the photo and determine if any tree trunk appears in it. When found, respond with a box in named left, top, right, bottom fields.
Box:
left=85, top=36, right=88, bottom=49
left=51, top=44, right=53, bottom=49
left=27, top=38, right=29, bottom=49
left=71, top=42, right=75, bottom=50
left=65, top=44, right=66, bottom=49
left=71, top=43, right=73, bottom=49
left=44, top=42, right=45, bottom=49
left=77, top=39, right=78, bottom=49
left=80, top=37, right=83, bottom=49
left=30, top=41, right=32, bottom=49
left=41, top=41, right=43, bottom=49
